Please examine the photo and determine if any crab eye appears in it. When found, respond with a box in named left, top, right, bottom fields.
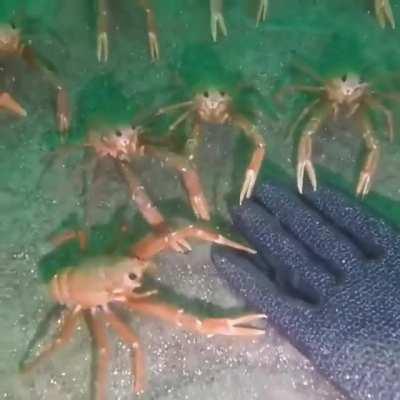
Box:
left=128, top=272, right=138, bottom=280
left=115, top=130, right=122, bottom=137
left=203, top=91, right=209, bottom=98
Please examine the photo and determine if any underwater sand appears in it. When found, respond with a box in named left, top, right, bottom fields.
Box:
left=1, top=0, right=400, bottom=399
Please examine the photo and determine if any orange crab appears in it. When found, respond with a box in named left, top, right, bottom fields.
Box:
left=0, top=23, right=70, bottom=132
left=44, top=124, right=212, bottom=252
left=21, top=225, right=264, bottom=399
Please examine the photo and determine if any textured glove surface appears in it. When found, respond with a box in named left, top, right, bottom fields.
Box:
left=212, top=182, right=400, bottom=400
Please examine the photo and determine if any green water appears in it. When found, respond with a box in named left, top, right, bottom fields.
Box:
left=1, top=1, right=400, bottom=399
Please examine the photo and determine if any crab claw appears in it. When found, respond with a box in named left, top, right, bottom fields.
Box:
left=297, top=134, right=317, bottom=194
left=200, top=314, right=266, bottom=336
left=375, top=0, right=395, bottom=29
left=97, top=31, right=109, bottom=63
left=256, top=0, right=268, bottom=26
left=210, top=0, right=227, bottom=41
left=148, top=32, right=159, bottom=61
left=356, top=145, right=380, bottom=198
left=240, top=169, right=257, bottom=205
left=0, top=92, right=27, bottom=117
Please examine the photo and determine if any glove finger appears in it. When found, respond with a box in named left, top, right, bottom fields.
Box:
left=211, top=245, right=308, bottom=325
left=302, top=186, right=397, bottom=256
left=232, top=200, right=335, bottom=299
left=254, top=182, right=364, bottom=277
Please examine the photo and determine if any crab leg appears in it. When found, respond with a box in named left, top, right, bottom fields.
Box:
left=356, top=112, right=380, bottom=197
left=156, top=101, right=193, bottom=116
left=375, top=0, right=395, bottom=29
left=125, top=300, right=266, bottom=337
left=144, top=145, right=210, bottom=220
left=97, top=0, right=109, bottom=62
left=49, top=229, right=88, bottom=250
left=0, top=91, right=27, bottom=117
left=132, top=225, right=255, bottom=260
left=210, top=0, right=227, bottom=41
left=21, top=306, right=81, bottom=374
left=256, top=0, right=268, bottom=25
left=286, top=98, right=320, bottom=140
left=297, top=105, right=330, bottom=194
left=365, top=96, right=395, bottom=142
left=117, top=161, right=191, bottom=253
left=20, top=45, right=70, bottom=133
left=231, top=114, right=266, bottom=204
left=185, top=120, right=202, bottom=162
left=104, top=311, right=145, bottom=395
left=137, top=0, right=160, bottom=61
left=85, top=311, right=110, bottom=400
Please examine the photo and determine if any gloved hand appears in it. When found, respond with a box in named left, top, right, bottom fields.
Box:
left=212, top=182, right=400, bottom=400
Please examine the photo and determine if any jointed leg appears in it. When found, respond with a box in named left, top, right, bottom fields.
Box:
left=156, top=101, right=193, bottom=116
left=185, top=121, right=202, bottom=163
left=356, top=113, right=380, bottom=197
left=104, top=311, right=145, bottom=395
left=117, top=161, right=191, bottom=253
left=56, top=86, right=70, bottom=135
left=21, top=306, right=81, bottom=374
left=210, top=0, right=227, bottom=41
left=375, top=0, right=395, bottom=29
left=231, top=114, right=266, bottom=204
left=125, top=300, right=266, bottom=337
left=85, top=310, right=110, bottom=400
left=0, top=91, right=27, bottom=117
left=131, top=225, right=255, bottom=260
left=286, top=99, right=320, bottom=141
left=256, top=0, right=268, bottom=25
left=366, top=96, right=395, bottom=142
left=143, top=145, right=210, bottom=220
left=296, top=105, right=329, bottom=194
left=97, top=0, right=109, bottom=62
left=137, top=0, right=160, bottom=61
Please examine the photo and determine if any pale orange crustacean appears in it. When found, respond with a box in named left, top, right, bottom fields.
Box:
left=156, top=89, right=266, bottom=205
left=278, top=66, right=398, bottom=198
left=0, top=23, right=70, bottom=132
left=21, top=226, right=264, bottom=400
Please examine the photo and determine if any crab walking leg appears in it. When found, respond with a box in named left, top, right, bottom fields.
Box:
left=144, top=145, right=210, bottom=220
left=132, top=225, right=256, bottom=261
left=156, top=101, right=193, bottom=116
left=125, top=300, right=266, bottom=336
left=97, top=0, right=109, bottom=62
left=168, top=110, right=191, bottom=131
left=231, top=115, right=266, bottom=204
left=256, top=0, right=268, bottom=25
left=286, top=99, right=320, bottom=140
left=365, top=96, right=395, bottom=142
left=50, top=229, right=88, bottom=250
left=0, top=91, right=26, bottom=116
left=85, top=311, right=110, bottom=400
left=356, top=113, right=380, bottom=197
left=210, top=0, right=227, bottom=41
left=137, top=0, right=160, bottom=61
left=104, top=311, right=145, bottom=395
left=117, top=162, right=191, bottom=253
left=21, top=306, right=81, bottom=374
left=296, top=105, right=330, bottom=194
left=375, top=0, right=395, bottom=29
left=20, top=45, right=70, bottom=133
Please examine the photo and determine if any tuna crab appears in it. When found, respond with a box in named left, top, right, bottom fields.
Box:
left=374, top=0, right=395, bottom=29
left=0, top=23, right=70, bottom=132
left=21, top=225, right=264, bottom=399
left=96, top=0, right=159, bottom=62
left=44, top=124, right=212, bottom=251
left=278, top=67, right=397, bottom=197
left=209, top=0, right=268, bottom=41
left=156, top=89, right=266, bottom=205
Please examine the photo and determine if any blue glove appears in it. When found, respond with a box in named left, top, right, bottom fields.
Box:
left=212, top=182, right=400, bottom=400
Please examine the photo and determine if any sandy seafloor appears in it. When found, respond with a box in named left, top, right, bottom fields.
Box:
left=1, top=0, right=400, bottom=399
